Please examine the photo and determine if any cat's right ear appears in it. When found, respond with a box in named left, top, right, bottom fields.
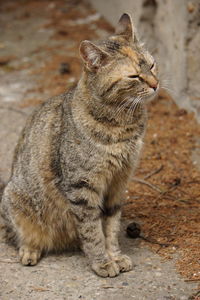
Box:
left=79, top=40, right=109, bottom=72
left=115, top=13, right=136, bottom=42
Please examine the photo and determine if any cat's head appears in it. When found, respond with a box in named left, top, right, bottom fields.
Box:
left=79, top=13, right=159, bottom=106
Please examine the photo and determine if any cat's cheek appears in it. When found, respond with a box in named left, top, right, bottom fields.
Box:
left=144, top=88, right=159, bottom=102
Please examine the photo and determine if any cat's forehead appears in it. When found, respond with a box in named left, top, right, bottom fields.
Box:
left=119, top=45, right=153, bottom=66
left=120, top=46, right=141, bottom=63
left=101, top=38, right=150, bottom=65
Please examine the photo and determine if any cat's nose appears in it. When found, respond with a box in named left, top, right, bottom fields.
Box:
left=140, top=74, right=158, bottom=91
left=149, top=79, right=158, bottom=91
left=152, top=85, right=157, bottom=91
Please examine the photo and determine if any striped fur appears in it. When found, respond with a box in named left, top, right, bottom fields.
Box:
left=0, top=13, right=159, bottom=277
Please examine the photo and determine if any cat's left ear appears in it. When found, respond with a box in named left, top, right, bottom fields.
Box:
left=79, top=40, right=109, bottom=72
left=115, top=13, right=136, bottom=42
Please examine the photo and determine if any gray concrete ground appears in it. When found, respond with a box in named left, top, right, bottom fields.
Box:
left=0, top=1, right=198, bottom=299
left=0, top=223, right=196, bottom=300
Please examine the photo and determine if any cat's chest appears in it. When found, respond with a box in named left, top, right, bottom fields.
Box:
left=95, top=136, right=143, bottom=172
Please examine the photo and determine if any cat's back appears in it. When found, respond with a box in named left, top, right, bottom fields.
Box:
left=11, top=91, right=73, bottom=179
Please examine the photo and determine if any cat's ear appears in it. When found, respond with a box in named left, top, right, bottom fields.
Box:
left=79, top=40, right=109, bottom=71
left=115, top=13, right=136, bottom=42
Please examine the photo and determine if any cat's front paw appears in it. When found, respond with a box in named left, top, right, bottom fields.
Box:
left=19, top=245, right=41, bottom=266
left=92, top=260, right=120, bottom=277
left=114, top=254, right=132, bottom=273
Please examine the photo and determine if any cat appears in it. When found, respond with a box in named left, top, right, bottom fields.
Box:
left=0, top=13, right=159, bottom=277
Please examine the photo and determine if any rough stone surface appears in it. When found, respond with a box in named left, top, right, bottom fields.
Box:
left=0, top=222, right=197, bottom=300
left=187, top=0, right=200, bottom=119
left=89, top=0, right=200, bottom=121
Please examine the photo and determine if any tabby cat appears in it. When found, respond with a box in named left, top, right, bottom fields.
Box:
left=0, top=13, right=159, bottom=277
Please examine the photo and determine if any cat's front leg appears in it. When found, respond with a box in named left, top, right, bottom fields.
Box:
left=104, top=208, right=132, bottom=273
left=70, top=202, right=120, bottom=277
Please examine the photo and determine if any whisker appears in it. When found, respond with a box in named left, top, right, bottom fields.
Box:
left=161, top=86, right=177, bottom=97
left=127, top=97, right=141, bottom=121
left=114, top=99, right=129, bottom=118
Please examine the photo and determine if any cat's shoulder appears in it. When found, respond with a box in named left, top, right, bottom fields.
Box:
left=29, top=88, right=75, bottom=122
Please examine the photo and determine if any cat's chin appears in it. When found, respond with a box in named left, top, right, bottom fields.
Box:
left=143, top=89, right=159, bottom=103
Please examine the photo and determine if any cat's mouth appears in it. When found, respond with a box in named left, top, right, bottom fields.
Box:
left=115, top=84, right=159, bottom=113
left=141, top=85, right=160, bottom=101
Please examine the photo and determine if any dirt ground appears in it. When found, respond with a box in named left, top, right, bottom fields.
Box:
left=124, top=95, right=200, bottom=281
left=0, top=0, right=200, bottom=299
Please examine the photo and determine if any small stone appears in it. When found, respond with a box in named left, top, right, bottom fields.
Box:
left=58, top=30, right=68, bottom=36
left=0, top=55, right=15, bottom=66
left=175, top=108, right=187, bottom=116
left=187, top=2, right=195, bottom=13
left=153, top=133, right=157, bottom=138
left=126, top=222, right=141, bottom=239
left=59, top=62, right=71, bottom=74
left=68, top=77, right=76, bottom=83
left=180, top=296, right=188, bottom=300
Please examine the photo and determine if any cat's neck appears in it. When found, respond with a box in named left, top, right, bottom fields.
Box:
left=70, top=73, right=147, bottom=145
left=73, top=73, right=146, bottom=127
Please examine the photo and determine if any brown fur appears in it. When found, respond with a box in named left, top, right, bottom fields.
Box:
left=0, top=13, right=159, bottom=277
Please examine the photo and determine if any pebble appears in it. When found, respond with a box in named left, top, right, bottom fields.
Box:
left=126, top=222, right=141, bottom=238
left=59, top=62, right=71, bottom=74
left=122, top=282, right=129, bottom=286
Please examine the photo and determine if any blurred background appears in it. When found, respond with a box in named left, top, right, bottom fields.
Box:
left=91, top=0, right=200, bottom=118
left=0, top=0, right=200, bottom=290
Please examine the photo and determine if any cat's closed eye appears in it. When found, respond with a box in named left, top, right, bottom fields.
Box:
left=128, top=74, right=139, bottom=79
left=150, top=62, right=155, bottom=70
